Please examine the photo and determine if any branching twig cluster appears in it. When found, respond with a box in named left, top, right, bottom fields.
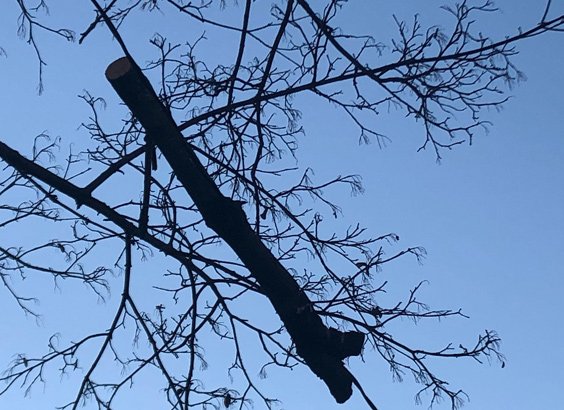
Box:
left=1, top=0, right=562, bottom=409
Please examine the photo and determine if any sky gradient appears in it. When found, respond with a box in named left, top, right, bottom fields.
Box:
left=0, top=1, right=563, bottom=409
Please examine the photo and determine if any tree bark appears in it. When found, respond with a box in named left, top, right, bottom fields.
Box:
left=105, top=56, right=364, bottom=403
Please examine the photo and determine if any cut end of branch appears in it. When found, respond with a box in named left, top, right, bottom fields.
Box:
left=105, top=57, right=132, bottom=80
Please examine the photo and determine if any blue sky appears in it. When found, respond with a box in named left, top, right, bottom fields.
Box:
left=0, top=1, right=563, bottom=409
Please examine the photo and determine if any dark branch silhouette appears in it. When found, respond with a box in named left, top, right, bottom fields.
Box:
left=0, top=1, right=561, bottom=409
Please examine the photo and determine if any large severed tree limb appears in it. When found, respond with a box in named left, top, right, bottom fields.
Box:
left=105, top=56, right=365, bottom=403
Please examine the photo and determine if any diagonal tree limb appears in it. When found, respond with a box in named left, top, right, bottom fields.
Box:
left=0, top=138, right=258, bottom=291
left=104, top=56, right=365, bottom=403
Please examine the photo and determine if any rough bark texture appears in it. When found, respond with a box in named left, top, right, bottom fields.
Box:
left=105, top=56, right=364, bottom=403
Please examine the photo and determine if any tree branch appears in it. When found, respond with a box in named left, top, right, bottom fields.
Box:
left=105, top=56, right=365, bottom=403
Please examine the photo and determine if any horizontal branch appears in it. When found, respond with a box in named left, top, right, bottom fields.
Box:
left=176, top=11, right=564, bottom=133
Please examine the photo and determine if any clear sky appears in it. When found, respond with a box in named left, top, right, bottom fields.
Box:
left=0, top=1, right=563, bottom=409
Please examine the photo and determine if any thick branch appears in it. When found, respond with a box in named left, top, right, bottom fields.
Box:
left=104, top=56, right=365, bottom=403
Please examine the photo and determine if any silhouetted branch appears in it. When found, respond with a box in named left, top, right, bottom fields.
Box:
left=1, top=1, right=562, bottom=408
